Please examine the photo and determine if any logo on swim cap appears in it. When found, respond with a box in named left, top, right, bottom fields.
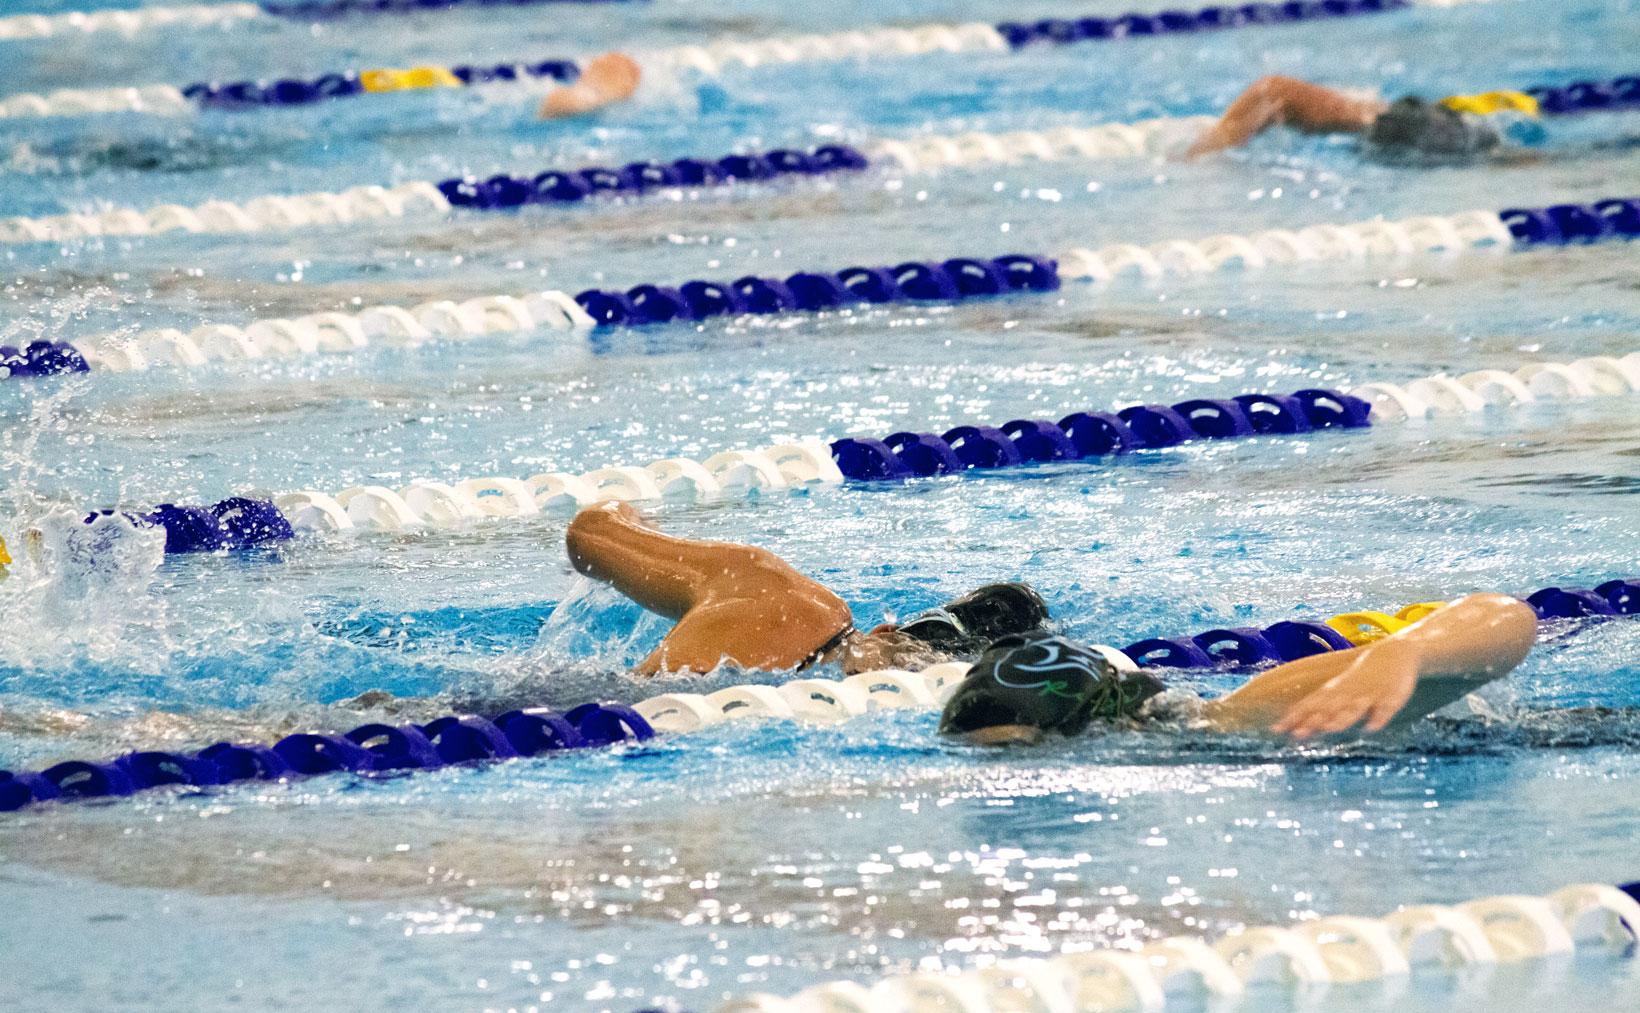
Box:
left=979, top=634, right=1104, bottom=698
left=938, top=633, right=1164, bottom=737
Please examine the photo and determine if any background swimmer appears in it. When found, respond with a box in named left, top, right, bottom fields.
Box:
left=1186, top=74, right=1537, bottom=159
left=564, top=501, right=1049, bottom=675
left=940, top=594, right=1539, bottom=744
left=538, top=52, right=642, bottom=119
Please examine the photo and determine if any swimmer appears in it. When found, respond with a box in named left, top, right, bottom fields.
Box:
left=0, top=534, right=9, bottom=579
left=538, top=52, right=642, bottom=120
left=1185, top=75, right=1535, bottom=160
left=564, top=501, right=1051, bottom=675
left=940, top=593, right=1537, bottom=744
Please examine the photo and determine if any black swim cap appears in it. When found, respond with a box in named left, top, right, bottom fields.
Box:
left=1367, top=96, right=1501, bottom=157
left=899, top=583, right=1050, bottom=655
left=938, top=633, right=1165, bottom=737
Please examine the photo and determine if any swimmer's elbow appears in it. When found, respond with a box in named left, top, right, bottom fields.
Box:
left=1245, top=74, right=1304, bottom=103
left=1481, top=593, right=1540, bottom=661
left=1445, top=592, right=1538, bottom=670
left=564, top=507, right=612, bottom=575
left=565, top=501, right=647, bottom=575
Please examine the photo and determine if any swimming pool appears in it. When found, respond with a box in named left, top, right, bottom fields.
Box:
left=3, top=0, right=1640, bottom=1008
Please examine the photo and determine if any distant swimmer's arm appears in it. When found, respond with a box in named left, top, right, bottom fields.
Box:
left=1205, top=594, right=1538, bottom=739
left=538, top=52, right=641, bottom=120
left=1186, top=75, right=1389, bottom=157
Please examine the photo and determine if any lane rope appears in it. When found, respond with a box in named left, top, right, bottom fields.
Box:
left=0, top=0, right=1499, bottom=45
left=42, top=348, right=1640, bottom=548
left=0, top=699, right=661, bottom=814
left=0, top=84, right=192, bottom=120
left=715, top=882, right=1640, bottom=1010
left=4, top=197, right=1630, bottom=384
left=0, top=3, right=259, bottom=42
left=179, top=56, right=579, bottom=110
left=9, top=64, right=1636, bottom=237
left=1118, top=578, right=1640, bottom=671
left=259, top=0, right=643, bottom=17
left=0, top=0, right=1497, bottom=119
left=0, top=117, right=1211, bottom=245
left=0, top=0, right=633, bottom=41
left=0, top=180, right=452, bottom=245
left=3, top=197, right=1630, bottom=386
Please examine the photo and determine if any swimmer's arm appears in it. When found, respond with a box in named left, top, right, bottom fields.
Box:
left=639, top=597, right=855, bottom=676
left=636, top=621, right=728, bottom=677
left=1186, top=75, right=1388, bottom=157
left=566, top=501, right=849, bottom=625
left=1205, top=594, right=1537, bottom=738
left=538, top=52, right=641, bottom=119
left=565, top=501, right=720, bottom=619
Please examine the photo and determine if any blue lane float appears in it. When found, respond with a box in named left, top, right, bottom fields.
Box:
left=437, top=144, right=870, bottom=210
left=0, top=703, right=655, bottom=814
left=1503, top=197, right=1640, bottom=246
left=828, top=386, right=1372, bottom=482
left=1527, top=75, right=1640, bottom=116
left=1, top=341, right=90, bottom=380
left=573, top=254, right=1062, bottom=327
left=996, top=0, right=1412, bottom=49
left=1120, top=578, right=1640, bottom=671
left=83, top=497, right=296, bottom=555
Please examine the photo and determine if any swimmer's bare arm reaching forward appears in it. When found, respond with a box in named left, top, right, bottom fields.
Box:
left=1208, top=593, right=1538, bottom=738
left=565, top=501, right=856, bottom=675
left=538, top=53, right=641, bottom=119
left=1186, top=75, right=1388, bottom=157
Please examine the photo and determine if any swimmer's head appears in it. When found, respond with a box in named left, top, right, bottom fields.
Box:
left=938, top=633, right=1165, bottom=743
left=897, top=583, right=1051, bottom=655
left=0, top=535, right=9, bottom=569
left=1367, top=96, right=1501, bottom=157
left=842, top=583, right=1050, bottom=674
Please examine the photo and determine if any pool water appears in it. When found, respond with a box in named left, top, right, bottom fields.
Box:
left=3, top=0, right=1640, bottom=1009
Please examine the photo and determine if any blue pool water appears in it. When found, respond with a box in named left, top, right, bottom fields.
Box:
left=3, top=0, right=1640, bottom=1009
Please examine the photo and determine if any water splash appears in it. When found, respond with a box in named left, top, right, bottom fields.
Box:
left=0, top=511, right=168, bottom=660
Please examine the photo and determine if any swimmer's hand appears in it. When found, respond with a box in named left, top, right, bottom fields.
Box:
left=841, top=627, right=948, bottom=676
left=538, top=52, right=641, bottom=120
left=1271, top=638, right=1419, bottom=740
